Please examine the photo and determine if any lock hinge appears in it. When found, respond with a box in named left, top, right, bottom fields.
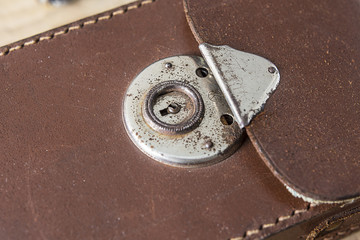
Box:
left=199, top=43, right=280, bottom=129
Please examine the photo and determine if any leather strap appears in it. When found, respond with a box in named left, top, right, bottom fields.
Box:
left=184, top=0, right=360, bottom=202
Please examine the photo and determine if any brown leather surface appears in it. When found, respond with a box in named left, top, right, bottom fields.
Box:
left=0, top=0, right=354, bottom=239
left=184, top=0, right=360, bottom=202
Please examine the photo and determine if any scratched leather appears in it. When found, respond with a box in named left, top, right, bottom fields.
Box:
left=0, top=0, right=356, bottom=239
left=184, top=0, right=360, bottom=202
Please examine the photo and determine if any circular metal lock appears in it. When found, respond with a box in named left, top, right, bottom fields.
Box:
left=123, top=56, right=244, bottom=167
left=142, top=80, right=205, bottom=135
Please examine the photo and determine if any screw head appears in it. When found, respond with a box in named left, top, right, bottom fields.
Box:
left=204, top=140, right=214, bottom=149
left=268, top=66, right=276, bottom=74
left=165, top=63, right=172, bottom=69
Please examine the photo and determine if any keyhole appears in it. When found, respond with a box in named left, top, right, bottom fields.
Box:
left=160, top=103, right=181, bottom=116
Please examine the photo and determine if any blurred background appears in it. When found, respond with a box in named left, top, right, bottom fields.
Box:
left=0, top=0, right=358, bottom=239
left=0, top=0, right=134, bottom=47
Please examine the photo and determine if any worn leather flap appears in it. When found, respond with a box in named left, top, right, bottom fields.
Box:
left=184, top=0, right=360, bottom=202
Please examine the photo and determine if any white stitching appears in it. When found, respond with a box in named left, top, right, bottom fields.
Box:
left=98, top=15, right=111, bottom=21
left=54, top=30, right=66, bottom=36
left=230, top=204, right=313, bottom=239
left=83, top=19, right=96, bottom=25
left=0, top=0, right=155, bottom=56
left=68, top=25, right=81, bottom=31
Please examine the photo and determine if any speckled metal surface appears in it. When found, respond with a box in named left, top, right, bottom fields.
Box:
left=122, top=55, right=244, bottom=167
left=184, top=0, right=360, bottom=202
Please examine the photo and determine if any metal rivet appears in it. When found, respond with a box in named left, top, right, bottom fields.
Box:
left=268, top=66, right=276, bottom=74
left=165, top=63, right=172, bottom=69
left=204, top=140, right=214, bottom=149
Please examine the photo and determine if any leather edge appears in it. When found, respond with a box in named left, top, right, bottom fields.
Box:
left=247, top=128, right=359, bottom=203
left=182, top=0, right=204, bottom=44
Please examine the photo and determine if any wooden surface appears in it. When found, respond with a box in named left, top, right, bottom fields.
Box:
left=0, top=0, right=358, bottom=239
left=0, top=0, right=134, bottom=47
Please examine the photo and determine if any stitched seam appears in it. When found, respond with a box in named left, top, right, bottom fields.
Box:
left=230, top=203, right=316, bottom=239
left=0, top=0, right=156, bottom=57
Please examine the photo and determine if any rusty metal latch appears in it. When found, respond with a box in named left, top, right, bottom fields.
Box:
left=123, top=45, right=280, bottom=167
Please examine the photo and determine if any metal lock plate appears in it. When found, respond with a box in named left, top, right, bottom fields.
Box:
left=123, top=56, right=244, bottom=167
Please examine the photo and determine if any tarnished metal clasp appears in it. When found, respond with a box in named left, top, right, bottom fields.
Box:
left=123, top=45, right=280, bottom=167
left=123, top=56, right=244, bottom=167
